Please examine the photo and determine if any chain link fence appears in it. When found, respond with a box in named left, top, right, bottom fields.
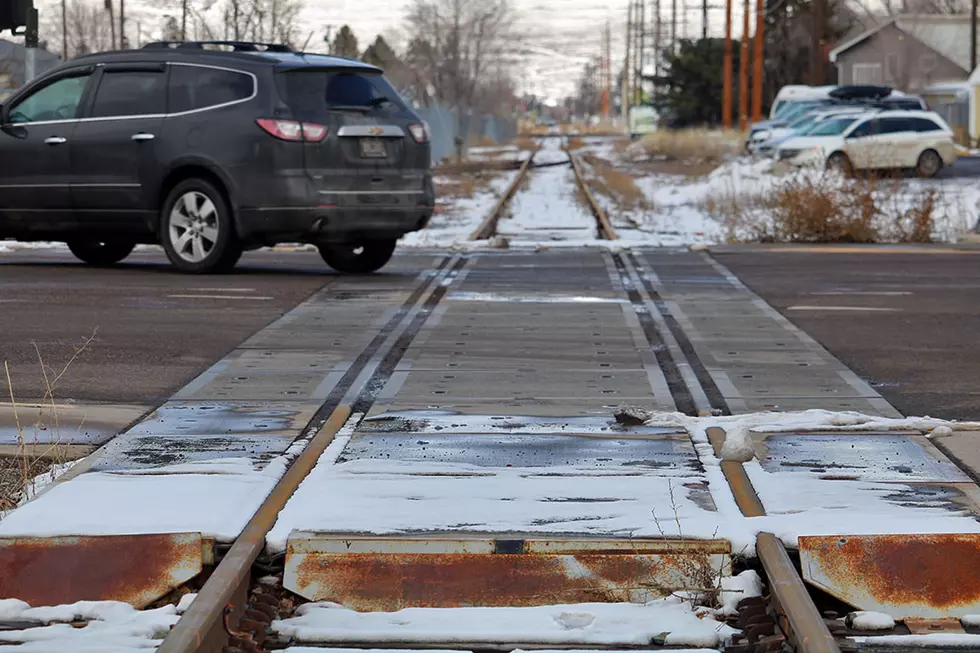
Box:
left=415, top=102, right=518, bottom=164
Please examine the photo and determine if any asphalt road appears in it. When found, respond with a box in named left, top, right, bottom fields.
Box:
left=0, top=248, right=338, bottom=405
left=715, top=245, right=980, bottom=420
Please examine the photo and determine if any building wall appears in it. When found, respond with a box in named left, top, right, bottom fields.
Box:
left=834, top=23, right=967, bottom=92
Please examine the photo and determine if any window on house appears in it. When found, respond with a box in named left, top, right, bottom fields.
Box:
left=852, top=63, right=883, bottom=85
left=886, top=53, right=900, bottom=80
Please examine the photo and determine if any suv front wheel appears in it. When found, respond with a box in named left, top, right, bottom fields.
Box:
left=161, top=179, right=242, bottom=273
left=318, top=239, right=397, bottom=274
left=67, top=239, right=135, bottom=266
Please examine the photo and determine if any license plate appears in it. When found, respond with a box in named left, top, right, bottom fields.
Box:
left=359, top=138, right=387, bottom=158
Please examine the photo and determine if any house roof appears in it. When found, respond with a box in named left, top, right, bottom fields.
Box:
left=829, top=14, right=977, bottom=71
left=0, top=39, right=61, bottom=86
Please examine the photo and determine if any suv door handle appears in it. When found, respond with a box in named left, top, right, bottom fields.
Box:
left=131, top=133, right=155, bottom=141
left=44, top=136, right=67, bottom=145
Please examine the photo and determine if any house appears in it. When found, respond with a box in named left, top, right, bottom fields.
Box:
left=0, top=39, right=61, bottom=91
left=829, top=14, right=977, bottom=92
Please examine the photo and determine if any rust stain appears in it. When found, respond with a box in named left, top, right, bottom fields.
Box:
left=288, top=552, right=720, bottom=609
left=801, top=534, right=980, bottom=612
left=0, top=533, right=203, bottom=608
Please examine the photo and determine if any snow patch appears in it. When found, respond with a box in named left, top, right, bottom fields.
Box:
left=961, top=615, right=980, bottom=628
left=846, top=611, right=896, bottom=631
left=851, top=633, right=980, bottom=647
left=272, top=601, right=734, bottom=648
left=175, top=594, right=196, bottom=615
left=718, top=571, right=764, bottom=617
left=719, top=425, right=755, bottom=462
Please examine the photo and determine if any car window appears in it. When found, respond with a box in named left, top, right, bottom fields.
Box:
left=276, top=70, right=408, bottom=121
left=878, top=117, right=912, bottom=134
left=7, top=73, right=92, bottom=123
left=847, top=119, right=876, bottom=138
left=910, top=117, right=942, bottom=132
left=168, top=65, right=253, bottom=114
left=91, top=70, right=166, bottom=118
left=808, top=116, right=859, bottom=136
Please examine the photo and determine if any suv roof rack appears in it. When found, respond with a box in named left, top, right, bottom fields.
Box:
left=142, top=40, right=294, bottom=53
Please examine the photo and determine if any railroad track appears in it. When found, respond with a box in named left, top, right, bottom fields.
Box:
left=1, top=182, right=973, bottom=653
left=469, top=136, right=617, bottom=242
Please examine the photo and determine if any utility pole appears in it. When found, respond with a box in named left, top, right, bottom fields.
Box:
left=25, top=4, right=38, bottom=81
left=61, top=0, right=67, bottom=60
left=971, top=0, right=977, bottom=73
left=739, top=0, right=749, bottom=130
left=604, top=21, right=612, bottom=119
left=811, top=0, right=825, bottom=84
left=703, top=0, right=709, bottom=39
left=106, top=0, right=116, bottom=50
left=181, top=0, right=187, bottom=40
left=751, top=0, right=765, bottom=122
left=638, top=0, right=646, bottom=105
left=723, top=0, right=733, bottom=128
left=626, top=1, right=633, bottom=120
left=654, top=0, right=662, bottom=77
left=671, top=0, right=677, bottom=53
left=120, top=0, right=125, bottom=47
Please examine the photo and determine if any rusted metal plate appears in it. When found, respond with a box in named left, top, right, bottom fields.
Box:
left=905, top=618, right=965, bottom=634
left=0, top=533, right=204, bottom=608
left=284, top=533, right=731, bottom=609
left=800, top=534, right=980, bottom=619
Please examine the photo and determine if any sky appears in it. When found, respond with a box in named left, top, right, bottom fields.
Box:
left=37, top=0, right=755, bottom=102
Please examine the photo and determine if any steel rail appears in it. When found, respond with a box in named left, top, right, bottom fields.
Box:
left=469, top=148, right=540, bottom=240
left=566, top=148, right=618, bottom=240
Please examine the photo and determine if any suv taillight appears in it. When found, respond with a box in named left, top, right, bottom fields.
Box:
left=409, top=122, right=430, bottom=144
left=256, top=119, right=327, bottom=143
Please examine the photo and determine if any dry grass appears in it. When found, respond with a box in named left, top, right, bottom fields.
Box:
left=703, top=170, right=940, bottom=244
left=0, top=331, right=96, bottom=513
left=565, top=136, right=586, bottom=151
left=582, top=153, right=651, bottom=212
left=475, top=134, right=497, bottom=147
left=638, top=129, right=744, bottom=166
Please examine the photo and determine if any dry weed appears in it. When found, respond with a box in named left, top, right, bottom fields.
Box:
left=582, top=154, right=651, bottom=212
left=0, top=330, right=97, bottom=512
left=639, top=129, right=744, bottom=165
left=565, top=136, right=585, bottom=151
left=765, top=175, right=878, bottom=243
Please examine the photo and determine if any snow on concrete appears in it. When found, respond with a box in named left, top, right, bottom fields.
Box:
left=272, top=600, right=737, bottom=649
left=0, top=456, right=288, bottom=541
left=850, top=633, right=980, bottom=647
left=637, top=409, right=980, bottom=554
left=846, top=611, right=896, bottom=631
left=0, top=600, right=178, bottom=652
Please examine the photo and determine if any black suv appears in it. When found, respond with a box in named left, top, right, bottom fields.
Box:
left=0, top=41, right=434, bottom=273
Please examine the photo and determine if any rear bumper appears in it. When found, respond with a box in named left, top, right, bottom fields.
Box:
left=237, top=204, right=433, bottom=244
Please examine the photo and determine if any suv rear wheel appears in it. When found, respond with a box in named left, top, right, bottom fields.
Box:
left=318, top=239, right=397, bottom=274
left=161, top=179, right=242, bottom=274
left=66, top=239, right=135, bottom=266
left=916, top=149, right=943, bottom=178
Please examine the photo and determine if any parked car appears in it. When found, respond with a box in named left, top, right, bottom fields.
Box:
left=777, top=110, right=956, bottom=177
left=747, top=87, right=927, bottom=153
left=755, top=107, right=872, bottom=156
left=0, top=40, right=435, bottom=273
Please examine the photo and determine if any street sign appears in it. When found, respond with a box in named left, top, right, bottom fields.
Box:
left=0, top=0, right=32, bottom=34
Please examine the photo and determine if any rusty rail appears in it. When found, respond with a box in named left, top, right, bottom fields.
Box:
left=757, top=532, right=842, bottom=653
left=469, top=148, right=539, bottom=240
left=155, top=405, right=352, bottom=653
left=567, top=149, right=618, bottom=241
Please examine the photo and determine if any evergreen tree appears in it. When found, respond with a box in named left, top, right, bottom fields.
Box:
left=331, top=25, right=359, bottom=58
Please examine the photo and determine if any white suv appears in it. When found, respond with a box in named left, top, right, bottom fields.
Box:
left=778, top=110, right=956, bottom=178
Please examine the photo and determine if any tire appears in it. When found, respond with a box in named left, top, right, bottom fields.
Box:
left=160, top=178, right=242, bottom=274
left=916, top=149, right=943, bottom=178
left=318, top=239, right=397, bottom=274
left=66, top=239, right=135, bottom=266
left=826, top=152, right=852, bottom=175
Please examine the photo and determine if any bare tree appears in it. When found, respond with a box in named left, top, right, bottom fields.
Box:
left=42, top=0, right=115, bottom=58
left=403, top=0, right=516, bottom=110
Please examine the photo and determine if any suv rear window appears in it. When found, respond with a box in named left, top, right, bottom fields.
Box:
left=276, top=70, right=407, bottom=121
left=169, top=64, right=253, bottom=113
